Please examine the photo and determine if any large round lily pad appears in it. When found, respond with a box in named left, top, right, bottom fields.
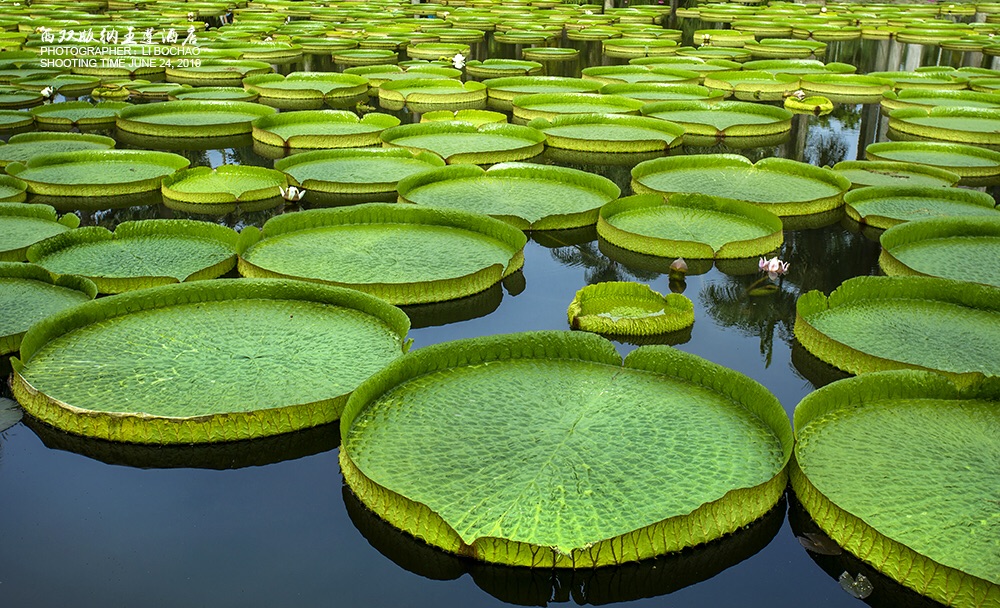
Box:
left=510, top=93, right=645, bottom=122
left=526, top=113, right=683, bottom=153
left=378, top=79, right=487, bottom=111
left=791, top=371, right=1000, bottom=608
left=0, top=262, right=96, bottom=354
left=567, top=282, right=694, bottom=337
left=164, top=59, right=273, bottom=86
left=0, top=132, right=116, bottom=169
left=832, top=160, right=961, bottom=189
left=396, top=162, right=620, bottom=231
left=243, top=72, right=369, bottom=109
left=880, top=89, right=1000, bottom=113
left=794, top=275, right=1000, bottom=385
left=11, top=279, right=410, bottom=444
left=380, top=121, right=545, bottom=164
left=632, top=154, right=850, bottom=216
left=598, top=193, right=783, bottom=259
left=161, top=165, right=288, bottom=214
left=879, top=217, right=1000, bottom=287
left=640, top=100, right=793, bottom=137
left=0, top=202, right=78, bottom=261
left=866, top=141, right=1000, bottom=180
left=844, top=185, right=998, bottom=229
left=275, top=147, right=445, bottom=196
left=484, top=76, right=603, bottom=111
left=888, top=106, right=1000, bottom=145
left=251, top=110, right=400, bottom=149
left=116, top=100, right=277, bottom=138
left=27, top=219, right=239, bottom=293
left=340, top=331, right=792, bottom=567
left=5, top=149, right=190, bottom=196
left=238, top=203, right=526, bottom=305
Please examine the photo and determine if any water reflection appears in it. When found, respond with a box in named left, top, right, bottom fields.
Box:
left=551, top=240, right=661, bottom=284
left=344, top=485, right=785, bottom=607
left=22, top=415, right=340, bottom=470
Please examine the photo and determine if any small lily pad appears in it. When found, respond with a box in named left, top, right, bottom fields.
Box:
left=0, top=262, right=96, bottom=354
left=161, top=165, right=289, bottom=214
left=568, top=281, right=694, bottom=336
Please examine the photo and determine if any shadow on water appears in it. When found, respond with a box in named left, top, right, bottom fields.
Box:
left=344, top=485, right=786, bottom=607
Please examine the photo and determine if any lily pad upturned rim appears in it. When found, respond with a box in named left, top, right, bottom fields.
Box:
left=794, top=275, right=1000, bottom=386
left=161, top=165, right=289, bottom=205
left=880, top=89, right=1000, bottom=113
left=116, top=100, right=278, bottom=138
left=250, top=109, right=401, bottom=148
left=639, top=99, right=794, bottom=137
left=395, top=161, right=621, bottom=231
left=340, top=330, right=792, bottom=567
left=11, top=278, right=410, bottom=444
left=0, top=201, right=78, bottom=260
left=887, top=106, right=1000, bottom=145
left=879, top=216, right=1000, bottom=286
left=5, top=149, right=191, bottom=197
left=831, top=159, right=962, bottom=189
left=242, top=71, right=370, bottom=100
left=790, top=370, right=1000, bottom=607
left=865, top=140, right=1000, bottom=178
left=510, top=92, right=646, bottom=121
left=238, top=203, right=527, bottom=305
left=526, top=113, right=684, bottom=153
left=567, top=281, right=695, bottom=336
left=26, top=219, right=239, bottom=293
left=483, top=76, right=603, bottom=105
left=631, top=154, right=850, bottom=216
left=0, top=261, right=97, bottom=354
left=0, top=173, right=28, bottom=203
left=598, top=192, right=784, bottom=259
left=28, top=100, right=130, bottom=127
left=274, top=147, right=446, bottom=194
left=843, top=185, right=997, bottom=229
left=377, top=78, right=487, bottom=105
left=379, top=121, right=546, bottom=164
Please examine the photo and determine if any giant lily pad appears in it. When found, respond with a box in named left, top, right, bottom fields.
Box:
left=0, top=109, right=33, bottom=130
left=640, top=100, right=792, bottom=138
left=879, top=217, right=1000, bottom=287
left=6, top=149, right=190, bottom=196
left=0, top=132, right=116, bottom=169
left=116, top=100, right=277, bottom=138
left=868, top=70, right=970, bottom=90
left=10, top=279, right=410, bottom=444
left=12, top=74, right=100, bottom=96
left=599, top=82, right=725, bottom=103
left=632, top=155, right=850, bottom=216
left=791, top=371, right=1000, bottom=608
left=887, top=107, right=1000, bottom=146
left=27, top=219, right=239, bottom=293
left=0, top=175, right=27, bottom=203
left=799, top=74, right=895, bottom=103
left=0, top=262, right=96, bottom=354
left=526, top=113, right=683, bottom=153
left=161, top=165, right=288, bottom=214
left=844, top=186, right=998, bottom=229
left=866, top=141, right=1000, bottom=180
left=340, top=331, right=792, bottom=567
left=238, top=204, right=526, bottom=305
left=880, top=89, right=1000, bottom=113
left=832, top=160, right=961, bottom=189
left=794, top=275, right=1000, bottom=385
left=0, top=202, right=79, bottom=261
left=464, top=59, right=542, bottom=79
left=170, top=87, right=260, bottom=102
left=243, top=72, right=370, bottom=109
left=483, top=76, right=603, bottom=111
left=29, top=101, right=129, bottom=129
left=396, top=162, right=620, bottom=231
left=378, top=79, right=487, bottom=111
left=380, top=121, right=545, bottom=164
left=581, top=66, right=700, bottom=86
left=702, top=70, right=801, bottom=101
left=598, top=193, right=783, bottom=259
left=510, top=93, right=645, bottom=122
left=275, top=147, right=445, bottom=195
left=251, top=110, right=400, bottom=150
left=567, top=282, right=694, bottom=337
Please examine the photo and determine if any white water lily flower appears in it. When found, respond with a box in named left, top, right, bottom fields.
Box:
left=791, top=89, right=806, bottom=101
left=279, top=185, right=306, bottom=201
left=452, top=52, right=466, bottom=70
left=759, top=256, right=790, bottom=279
left=584, top=9, right=593, bottom=15
left=40, top=86, right=54, bottom=98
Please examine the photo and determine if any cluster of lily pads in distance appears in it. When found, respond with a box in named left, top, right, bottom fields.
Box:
left=0, top=1, right=998, bottom=607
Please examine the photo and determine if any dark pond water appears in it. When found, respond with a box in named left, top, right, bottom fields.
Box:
left=2, top=6, right=993, bottom=607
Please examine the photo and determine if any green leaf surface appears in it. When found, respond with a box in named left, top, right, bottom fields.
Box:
left=880, top=217, right=1000, bottom=287
left=5, top=149, right=190, bottom=196
left=380, top=122, right=545, bottom=164
left=341, top=331, right=790, bottom=564
left=795, top=276, right=1000, bottom=381
left=161, top=165, right=287, bottom=204
left=117, top=100, right=277, bottom=137
left=274, top=148, right=445, bottom=194
left=0, top=262, right=96, bottom=354
left=0, top=132, right=116, bottom=168
left=13, top=279, right=409, bottom=443
left=640, top=100, right=792, bottom=136
left=396, top=162, right=619, bottom=230
left=567, top=281, right=694, bottom=336
left=866, top=141, right=1000, bottom=178
left=793, top=371, right=1000, bottom=597
left=0, top=203, right=74, bottom=260
left=844, top=185, right=997, bottom=228
left=832, top=160, right=961, bottom=189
